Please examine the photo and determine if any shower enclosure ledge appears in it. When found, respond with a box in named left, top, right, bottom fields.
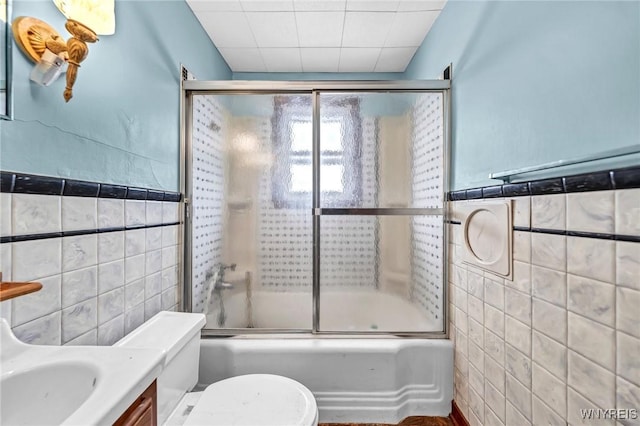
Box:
left=197, top=337, right=454, bottom=423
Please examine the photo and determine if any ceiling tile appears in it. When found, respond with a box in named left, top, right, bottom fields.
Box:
left=300, top=48, right=341, bottom=72
left=246, top=12, right=299, bottom=47
left=346, top=0, right=400, bottom=11
left=384, top=11, right=439, bottom=47
left=219, top=48, right=267, bottom=71
left=186, top=0, right=242, bottom=12
left=338, top=48, right=381, bottom=72
left=396, top=0, right=447, bottom=11
left=342, top=12, right=395, bottom=47
left=261, top=48, right=303, bottom=71
left=293, top=0, right=346, bottom=11
left=374, top=47, right=416, bottom=71
left=198, top=12, right=257, bottom=48
left=296, top=12, right=345, bottom=47
left=241, top=0, right=294, bottom=11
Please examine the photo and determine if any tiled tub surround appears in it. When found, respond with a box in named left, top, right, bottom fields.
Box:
left=0, top=175, right=182, bottom=346
left=447, top=179, right=640, bottom=425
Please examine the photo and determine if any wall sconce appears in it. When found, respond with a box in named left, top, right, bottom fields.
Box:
left=12, top=0, right=114, bottom=102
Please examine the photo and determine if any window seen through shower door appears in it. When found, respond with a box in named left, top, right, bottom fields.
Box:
left=186, top=88, right=446, bottom=335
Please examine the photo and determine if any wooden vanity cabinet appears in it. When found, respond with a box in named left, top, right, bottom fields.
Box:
left=113, top=380, right=157, bottom=426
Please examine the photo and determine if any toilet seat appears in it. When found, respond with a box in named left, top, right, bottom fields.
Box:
left=183, top=374, right=318, bottom=426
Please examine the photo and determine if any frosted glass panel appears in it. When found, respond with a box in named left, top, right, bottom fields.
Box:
left=319, top=92, right=445, bottom=209
left=191, top=93, right=313, bottom=330
left=318, top=215, right=444, bottom=333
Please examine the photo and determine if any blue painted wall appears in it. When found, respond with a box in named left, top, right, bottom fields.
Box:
left=0, top=0, right=231, bottom=191
left=405, top=0, right=640, bottom=190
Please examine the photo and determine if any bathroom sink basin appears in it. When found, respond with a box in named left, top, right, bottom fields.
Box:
left=0, top=361, right=99, bottom=425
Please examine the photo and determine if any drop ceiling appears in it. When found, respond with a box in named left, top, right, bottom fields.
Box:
left=186, top=0, right=447, bottom=73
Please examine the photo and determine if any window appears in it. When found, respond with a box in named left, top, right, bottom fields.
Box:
left=272, top=96, right=362, bottom=208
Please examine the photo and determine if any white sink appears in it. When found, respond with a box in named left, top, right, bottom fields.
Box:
left=1, top=361, right=99, bottom=425
left=0, top=319, right=164, bottom=425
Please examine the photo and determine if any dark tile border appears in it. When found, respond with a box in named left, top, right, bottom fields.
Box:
left=448, top=165, right=639, bottom=201
left=0, top=171, right=182, bottom=202
left=0, top=222, right=181, bottom=244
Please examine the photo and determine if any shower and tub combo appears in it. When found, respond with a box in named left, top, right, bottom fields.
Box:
left=180, top=79, right=453, bottom=423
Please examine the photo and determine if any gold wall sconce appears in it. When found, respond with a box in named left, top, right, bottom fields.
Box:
left=12, top=0, right=114, bottom=102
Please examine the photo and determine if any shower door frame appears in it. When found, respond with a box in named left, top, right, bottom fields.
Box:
left=181, top=80, right=452, bottom=338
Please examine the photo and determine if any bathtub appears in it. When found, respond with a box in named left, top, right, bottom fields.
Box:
left=205, top=288, right=442, bottom=332
left=199, top=290, right=453, bottom=423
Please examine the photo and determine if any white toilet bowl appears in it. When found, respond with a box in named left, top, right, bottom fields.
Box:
left=115, top=312, right=318, bottom=426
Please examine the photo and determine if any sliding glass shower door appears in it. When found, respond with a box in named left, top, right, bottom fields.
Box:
left=183, top=82, right=449, bottom=336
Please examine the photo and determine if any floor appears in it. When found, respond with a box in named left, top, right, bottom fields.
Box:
left=319, top=416, right=453, bottom=426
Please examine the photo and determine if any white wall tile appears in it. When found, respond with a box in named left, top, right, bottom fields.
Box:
left=615, top=188, right=640, bottom=236
left=513, top=231, right=531, bottom=263
left=485, top=329, right=505, bottom=365
left=144, top=294, right=162, bottom=320
left=485, top=354, right=506, bottom=394
left=125, top=200, right=146, bottom=227
left=97, top=199, right=124, bottom=229
left=161, top=287, right=177, bottom=310
left=617, top=332, right=640, bottom=387
left=467, top=270, right=484, bottom=300
left=567, top=274, right=615, bottom=327
left=12, top=194, right=61, bottom=235
left=61, top=298, right=97, bottom=343
left=532, top=298, right=566, bottom=344
left=125, top=254, right=145, bottom=283
left=162, top=225, right=179, bottom=248
left=62, top=266, right=97, bottom=308
left=1, top=242, right=11, bottom=282
left=484, top=380, right=506, bottom=423
left=98, top=287, right=124, bottom=325
left=124, top=302, right=145, bottom=334
left=513, top=197, right=531, bottom=228
left=62, top=197, right=97, bottom=231
left=13, top=311, right=61, bottom=345
left=468, top=386, right=485, bottom=423
left=567, top=236, right=614, bottom=283
left=484, top=278, right=504, bottom=310
left=505, top=344, right=532, bottom=388
left=97, top=259, right=124, bottom=294
left=566, top=387, right=610, bottom=426
left=1, top=193, right=12, bottom=237
left=12, top=275, right=62, bottom=326
left=505, top=287, right=531, bottom=326
left=124, top=279, right=145, bottom=311
left=162, top=266, right=178, bottom=291
left=616, top=241, right=640, bottom=291
left=532, top=395, right=565, bottom=426
left=468, top=295, right=484, bottom=324
left=98, top=314, right=124, bottom=346
left=617, top=376, right=640, bottom=424
left=0, top=299, right=12, bottom=326
left=125, top=229, right=146, bottom=257
left=146, top=228, right=162, bottom=252
left=65, top=329, right=97, bottom=346
left=146, top=201, right=163, bottom=226
left=511, top=261, right=531, bottom=294
left=531, top=233, right=566, bottom=271
left=531, top=265, right=566, bottom=307
left=62, top=235, right=97, bottom=272
left=566, top=191, right=614, bottom=234
left=469, top=342, right=485, bottom=373
left=145, top=272, right=163, bottom=298
left=162, top=202, right=179, bottom=224
left=532, top=330, right=566, bottom=380
left=162, top=246, right=178, bottom=269
left=485, top=303, right=504, bottom=339
left=532, top=363, right=566, bottom=418
left=617, top=287, right=640, bottom=338
left=506, top=401, right=531, bottom=426
left=145, top=250, right=163, bottom=275
left=505, top=316, right=531, bottom=356
left=531, top=194, right=565, bottom=230
left=98, top=231, right=124, bottom=263
left=568, top=351, right=615, bottom=409
left=13, top=238, right=61, bottom=281
left=506, top=373, right=532, bottom=420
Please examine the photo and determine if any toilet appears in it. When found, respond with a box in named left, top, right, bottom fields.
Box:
left=115, top=312, right=318, bottom=426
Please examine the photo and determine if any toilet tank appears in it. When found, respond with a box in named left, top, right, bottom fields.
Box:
left=115, top=312, right=206, bottom=425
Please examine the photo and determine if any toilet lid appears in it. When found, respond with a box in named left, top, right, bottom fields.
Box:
left=184, top=374, right=318, bottom=426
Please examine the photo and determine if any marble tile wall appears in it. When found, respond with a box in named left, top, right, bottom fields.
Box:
left=0, top=194, right=181, bottom=346
left=449, top=188, right=640, bottom=426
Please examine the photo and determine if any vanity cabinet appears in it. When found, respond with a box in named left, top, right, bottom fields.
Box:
left=114, top=380, right=157, bottom=426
